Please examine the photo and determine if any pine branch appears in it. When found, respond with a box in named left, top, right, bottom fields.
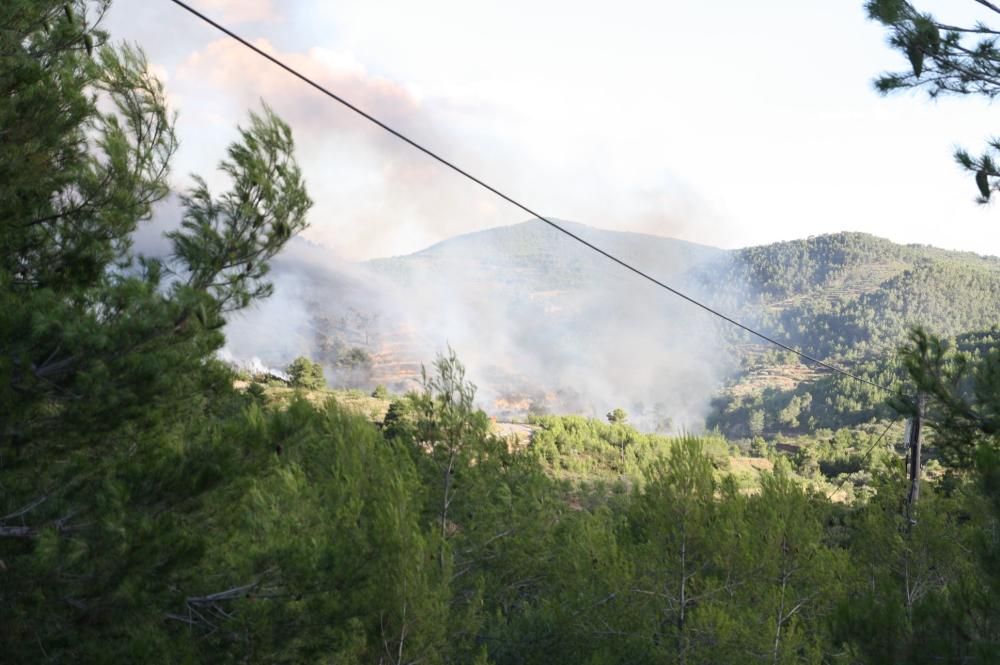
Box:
left=974, top=0, right=1000, bottom=16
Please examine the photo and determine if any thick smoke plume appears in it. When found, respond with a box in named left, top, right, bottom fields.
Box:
left=222, top=221, right=736, bottom=431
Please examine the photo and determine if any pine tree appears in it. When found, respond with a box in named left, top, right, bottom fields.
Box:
left=0, top=2, right=311, bottom=659
left=867, top=0, right=1000, bottom=202
left=626, top=438, right=743, bottom=664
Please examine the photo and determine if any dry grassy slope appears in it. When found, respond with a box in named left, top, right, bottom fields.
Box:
left=727, top=363, right=821, bottom=397
left=258, top=386, right=392, bottom=422
left=253, top=385, right=536, bottom=444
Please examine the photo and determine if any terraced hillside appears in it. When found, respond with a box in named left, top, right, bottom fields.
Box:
left=242, top=224, right=1000, bottom=431
left=701, top=233, right=1000, bottom=436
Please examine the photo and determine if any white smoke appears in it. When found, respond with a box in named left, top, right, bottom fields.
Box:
left=219, top=220, right=737, bottom=432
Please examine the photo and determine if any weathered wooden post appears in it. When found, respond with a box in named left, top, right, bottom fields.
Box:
left=906, top=393, right=925, bottom=525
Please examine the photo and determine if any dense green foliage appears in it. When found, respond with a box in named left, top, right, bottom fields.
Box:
left=700, top=232, right=1000, bottom=435
left=527, top=413, right=732, bottom=481
left=706, top=233, right=1000, bottom=360
left=1, top=0, right=310, bottom=450
left=1, top=1, right=311, bottom=659
left=5, top=2, right=1000, bottom=663
left=287, top=355, right=326, bottom=389
left=9, top=352, right=1000, bottom=662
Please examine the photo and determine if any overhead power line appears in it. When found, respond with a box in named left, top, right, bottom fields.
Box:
left=825, top=418, right=900, bottom=502
left=167, top=0, right=895, bottom=395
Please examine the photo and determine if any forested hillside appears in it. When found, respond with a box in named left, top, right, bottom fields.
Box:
left=701, top=233, right=1000, bottom=436
left=709, top=232, right=1000, bottom=359
left=284, top=225, right=1000, bottom=433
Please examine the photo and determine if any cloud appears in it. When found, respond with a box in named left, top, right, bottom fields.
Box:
left=176, top=38, right=421, bottom=134
left=194, top=0, right=277, bottom=24
left=173, top=37, right=516, bottom=260
left=168, top=31, right=715, bottom=262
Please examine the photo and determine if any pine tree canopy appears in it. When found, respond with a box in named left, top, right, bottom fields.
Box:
left=867, top=0, right=1000, bottom=202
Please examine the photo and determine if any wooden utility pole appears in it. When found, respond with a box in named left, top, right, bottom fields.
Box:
left=906, top=393, right=925, bottom=524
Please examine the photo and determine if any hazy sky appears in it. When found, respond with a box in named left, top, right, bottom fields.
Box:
left=105, top=0, right=1000, bottom=260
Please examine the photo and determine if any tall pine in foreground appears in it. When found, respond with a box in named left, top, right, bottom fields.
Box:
left=0, top=1, right=311, bottom=659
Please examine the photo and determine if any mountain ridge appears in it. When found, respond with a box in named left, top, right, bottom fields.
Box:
left=238, top=220, right=1000, bottom=428
left=361, top=219, right=1000, bottom=266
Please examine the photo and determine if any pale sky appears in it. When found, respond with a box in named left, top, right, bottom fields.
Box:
left=105, top=0, right=1000, bottom=260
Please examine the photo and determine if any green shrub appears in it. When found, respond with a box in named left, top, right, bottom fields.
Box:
left=287, top=356, right=326, bottom=389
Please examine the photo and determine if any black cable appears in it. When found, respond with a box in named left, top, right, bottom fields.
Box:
left=166, top=0, right=894, bottom=395
left=825, top=418, right=900, bottom=502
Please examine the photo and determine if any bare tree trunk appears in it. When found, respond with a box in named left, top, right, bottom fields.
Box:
left=439, top=451, right=456, bottom=571
left=772, top=568, right=788, bottom=665
left=678, top=528, right=688, bottom=665
left=906, top=395, right=925, bottom=526
left=903, top=552, right=915, bottom=624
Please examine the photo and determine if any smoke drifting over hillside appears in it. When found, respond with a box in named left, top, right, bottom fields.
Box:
left=221, top=221, right=735, bottom=431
